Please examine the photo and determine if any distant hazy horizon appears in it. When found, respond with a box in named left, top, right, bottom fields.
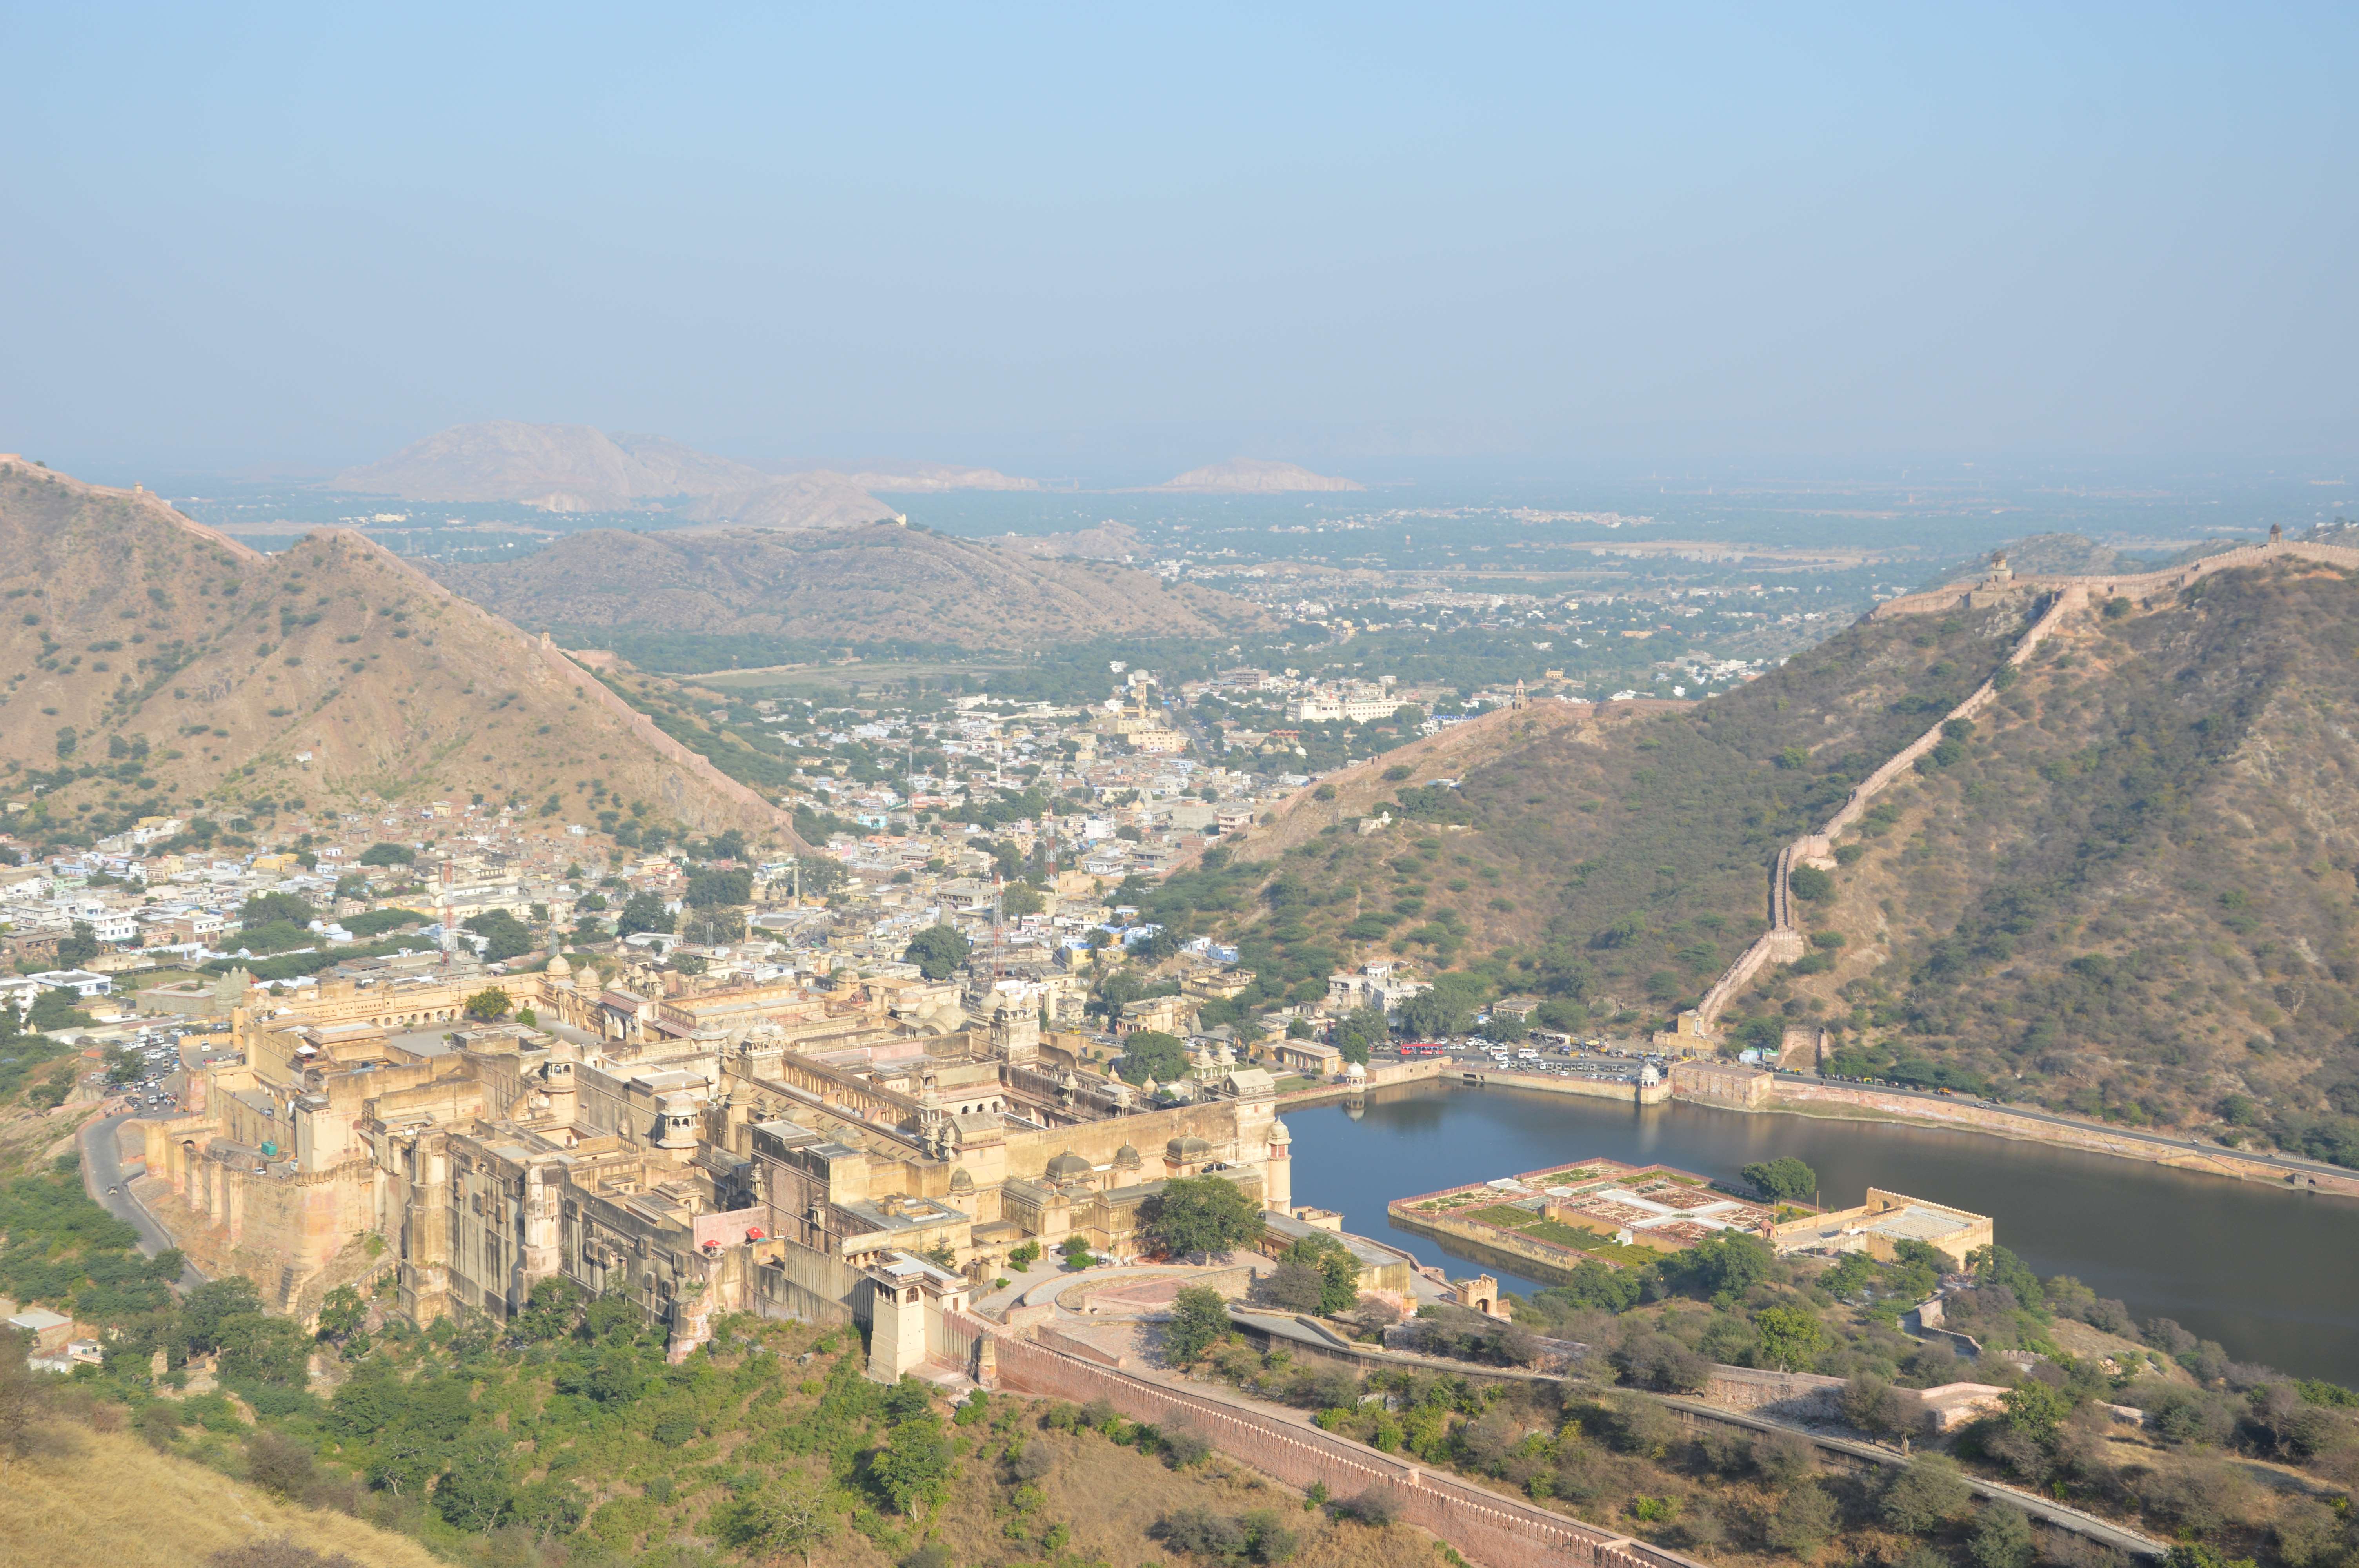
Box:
left=4, top=5, right=2354, bottom=477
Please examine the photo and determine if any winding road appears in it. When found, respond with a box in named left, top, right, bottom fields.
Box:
left=77, top=1108, right=207, bottom=1289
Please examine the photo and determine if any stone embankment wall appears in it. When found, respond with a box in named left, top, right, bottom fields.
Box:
left=1278, top=1058, right=1447, bottom=1107
left=1693, top=587, right=2077, bottom=1031
left=1765, top=1079, right=2359, bottom=1196
left=1701, top=1363, right=1845, bottom=1420
left=995, top=1333, right=1707, bottom=1568
left=1281, top=1060, right=1666, bottom=1112
left=1447, top=1067, right=1667, bottom=1106
left=1386, top=1205, right=1598, bottom=1286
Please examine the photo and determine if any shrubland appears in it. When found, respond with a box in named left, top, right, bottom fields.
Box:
left=1172, top=1224, right=2359, bottom=1568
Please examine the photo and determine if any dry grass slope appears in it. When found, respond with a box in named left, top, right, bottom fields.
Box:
left=0, top=1426, right=443, bottom=1568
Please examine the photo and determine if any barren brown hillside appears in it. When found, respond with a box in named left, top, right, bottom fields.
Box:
left=0, top=459, right=795, bottom=846
left=426, top=523, right=1276, bottom=653
left=0, top=1424, right=445, bottom=1568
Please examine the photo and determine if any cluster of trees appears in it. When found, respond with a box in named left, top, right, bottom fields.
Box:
left=1265, top=1231, right=1363, bottom=1317
left=461, top=909, right=534, bottom=962
left=1190, top=1318, right=1906, bottom=1559
left=23, top=1245, right=1447, bottom=1568
left=236, top=891, right=320, bottom=953
left=30, top=1256, right=1015, bottom=1564
left=1381, top=1220, right=2359, bottom=1560
left=0, top=1156, right=184, bottom=1322
left=1112, top=1027, right=1189, bottom=1085
left=901, top=923, right=970, bottom=981
left=1139, top=1173, right=1266, bottom=1263
left=1740, top=1155, right=1818, bottom=1204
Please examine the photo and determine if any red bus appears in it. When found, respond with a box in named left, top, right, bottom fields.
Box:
left=1398, top=1041, right=1447, bottom=1058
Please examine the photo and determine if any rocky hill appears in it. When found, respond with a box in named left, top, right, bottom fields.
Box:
left=425, top=523, right=1276, bottom=657
left=332, top=423, right=1021, bottom=523
left=849, top=459, right=1040, bottom=491
left=676, top=470, right=902, bottom=530
left=1157, top=459, right=1364, bottom=493
left=0, top=459, right=797, bottom=847
left=988, top=521, right=1145, bottom=560
left=331, top=420, right=772, bottom=509
left=1150, top=552, right=2359, bottom=1164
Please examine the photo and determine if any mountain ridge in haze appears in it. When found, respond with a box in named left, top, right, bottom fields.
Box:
left=1156, top=458, right=1363, bottom=493
left=424, top=523, right=1274, bottom=655
left=332, top=423, right=1045, bottom=526
left=848, top=460, right=1040, bottom=492
left=676, top=472, right=904, bottom=531
left=331, top=421, right=771, bottom=510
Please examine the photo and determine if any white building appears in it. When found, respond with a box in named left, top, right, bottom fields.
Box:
left=26, top=969, right=113, bottom=997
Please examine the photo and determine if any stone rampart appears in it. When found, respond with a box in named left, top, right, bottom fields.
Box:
left=1868, top=539, right=2359, bottom=621
left=995, top=1334, right=1705, bottom=1568
left=1816, top=588, right=2076, bottom=844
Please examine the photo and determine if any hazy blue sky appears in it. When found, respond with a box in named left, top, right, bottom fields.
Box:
left=4, top=4, right=2354, bottom=479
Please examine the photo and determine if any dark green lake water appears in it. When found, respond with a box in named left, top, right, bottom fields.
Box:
left=1284, top=1082, right=2359, bottom=1384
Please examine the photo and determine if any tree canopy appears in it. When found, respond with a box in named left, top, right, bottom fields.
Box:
left=240, top=892, right=317, bottom=931
left=464, top=987, right=513, bottom=1021
left=1115, top=1029, right=1189, bottom=1086
left=1741, top=1156, right=1819, bottom=1204
left=616, top=891, right=674, bottom=939
left=463, top=909, right=536, bottom=962
left=1141, top=1174, right=1265, bottom=1261
left=902, top=924, right=971, bottom=981
left=685, top=867, right=754, bottom=907
left=1162, top=1284, right=1231, bottom=1365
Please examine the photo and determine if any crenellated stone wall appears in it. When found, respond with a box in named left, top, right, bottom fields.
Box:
left=1867, top=538, right=2359, bottom=621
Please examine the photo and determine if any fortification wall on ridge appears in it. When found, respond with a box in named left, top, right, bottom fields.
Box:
left=1693, top=588, right=2076, bottom=1031
left=1869, top=539, right=2359, bottom=621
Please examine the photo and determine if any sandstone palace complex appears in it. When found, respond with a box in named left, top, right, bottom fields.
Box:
left=136, top=958, right=1294, bottom=1382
